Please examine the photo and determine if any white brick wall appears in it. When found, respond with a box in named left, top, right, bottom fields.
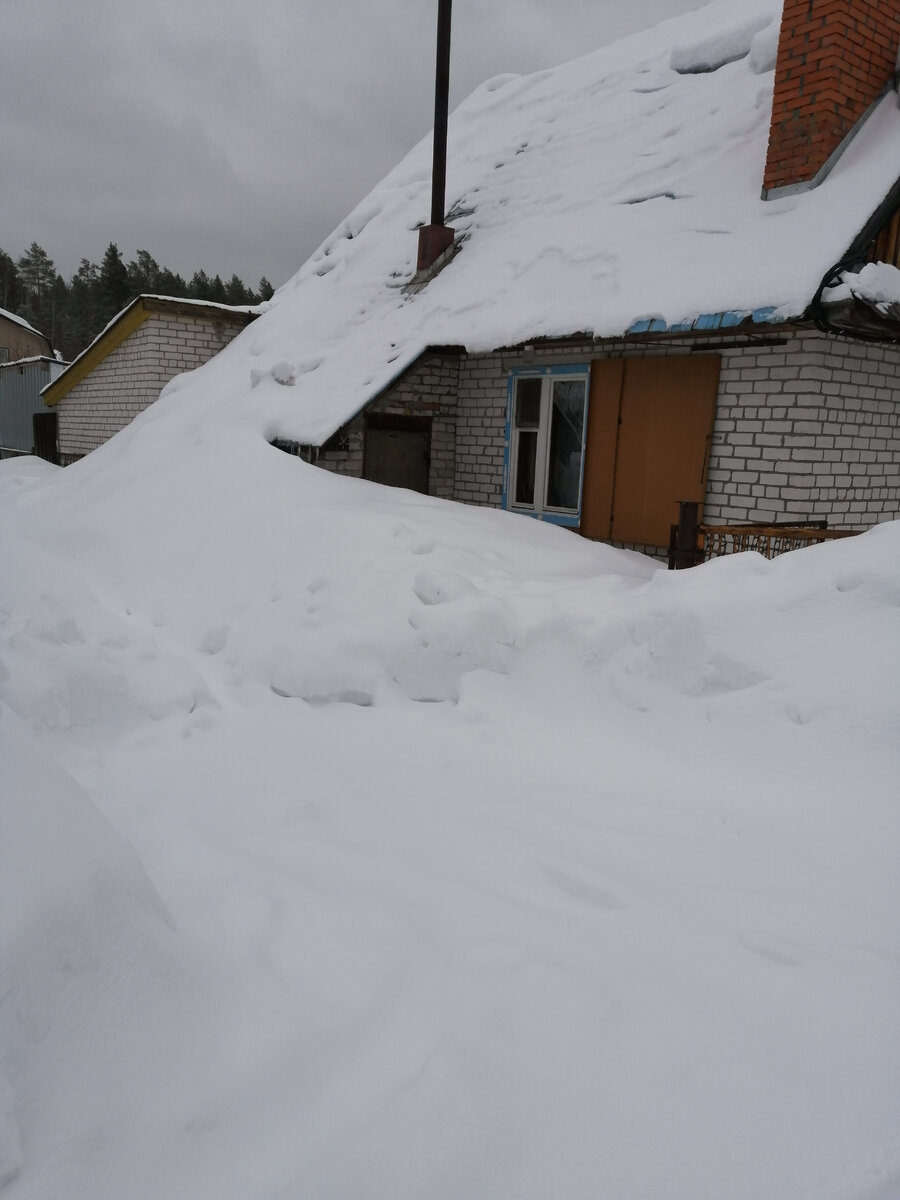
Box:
left=57, top=312, right=246, bottom=463
left=315, top=352, right=460, bottom=499
left=451, top=330, right=900, bottom=533
left=455, top=352, right=509, bottom=506
left=707, top=334, right=900, bottom=528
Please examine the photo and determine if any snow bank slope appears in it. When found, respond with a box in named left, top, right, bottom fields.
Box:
left=123, top=0, right=900, bottom=445
left=1, top=434, right=899, bottom=1199
left=0, top=703, right=173, bottom=1193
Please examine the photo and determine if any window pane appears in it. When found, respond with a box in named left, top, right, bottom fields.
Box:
left=545, top=379, right=585, bottom=510
left=514, top=430, right=538, bottom=506
left=514, top=377, right=542, bottom=428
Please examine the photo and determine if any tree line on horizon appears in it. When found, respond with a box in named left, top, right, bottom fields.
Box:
left=0, top=242, right=275, bottom=363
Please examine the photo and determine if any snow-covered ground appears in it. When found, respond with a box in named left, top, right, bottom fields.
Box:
left=1, top=5, right=899, bottom=1185
left=2, top=418, right=899, bottom=1198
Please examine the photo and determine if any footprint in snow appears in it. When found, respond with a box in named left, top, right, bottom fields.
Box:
left=785, top=703, right=810, bottom=726
left=739, top=933, right=800, bottom=967
left=413, top=570, right=476, bottom=606
left=543, top=863, right=625, bottom=911
left=197, top=626, right=228, bottom=655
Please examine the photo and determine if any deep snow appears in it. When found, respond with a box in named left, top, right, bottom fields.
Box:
left=1, top=431, right=899, bottom=1200
left=2, top=0, right=900, bottom=1191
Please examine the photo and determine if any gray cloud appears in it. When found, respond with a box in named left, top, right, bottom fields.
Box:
left=1, top=0, right=702, bottom=290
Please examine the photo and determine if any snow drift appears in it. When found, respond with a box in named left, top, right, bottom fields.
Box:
left=1, top=0, right=899, bottom=1193
left=1, top=427, right=899, bottom=1199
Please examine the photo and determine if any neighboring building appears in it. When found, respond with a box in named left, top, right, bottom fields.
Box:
left=42, top=295, right=256, bottom=465
left=246, top=0, right=900, bottom=555
left=0, top=357, right=68, bottom=461
left=0, top=308, right=51, bottom=363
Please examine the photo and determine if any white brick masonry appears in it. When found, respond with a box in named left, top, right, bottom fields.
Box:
left=315, top=352, right=460, bottom=499
left=57, top=313, right=246, bottom=464
left=451, top=330, right=900, bottom=536
left=706, top=334, right=900, bottom=528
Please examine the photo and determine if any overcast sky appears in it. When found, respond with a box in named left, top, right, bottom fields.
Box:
left=2, top=0, right=703, bottom=291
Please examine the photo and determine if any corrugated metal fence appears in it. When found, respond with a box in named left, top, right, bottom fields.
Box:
left=0, top=357, right=66, bottom=459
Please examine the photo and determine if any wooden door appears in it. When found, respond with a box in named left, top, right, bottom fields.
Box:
left=580, top=359, right=624, bottom=541
left=580, top=355, right=720, bottom=548
left=363, top=417, right=430, bottom=494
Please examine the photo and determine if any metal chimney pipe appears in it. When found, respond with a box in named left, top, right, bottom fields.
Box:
left=431, top=0, right=452, bottom=227
left=416, top=0, right=455, bottom=274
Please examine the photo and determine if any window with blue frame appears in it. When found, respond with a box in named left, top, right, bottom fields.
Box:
left=505, top=366, right=589, bottom=525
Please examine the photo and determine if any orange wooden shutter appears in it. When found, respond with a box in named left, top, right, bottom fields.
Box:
left=610, top=355, right=720, bottom=548
left=580, top=358, right=624, bottom=541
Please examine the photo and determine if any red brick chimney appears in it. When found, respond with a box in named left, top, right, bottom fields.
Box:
left=763, top=0, right=900, bottom=197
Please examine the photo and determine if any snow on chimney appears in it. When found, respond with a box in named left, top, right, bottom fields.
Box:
left=763, top=0, right=900, bottom=198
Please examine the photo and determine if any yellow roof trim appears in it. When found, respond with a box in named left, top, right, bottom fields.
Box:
left=43, top=300, right=150, bottom=406
left=42, top=296, right=255, bottom=407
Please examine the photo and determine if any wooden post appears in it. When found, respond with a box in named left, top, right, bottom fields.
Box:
left=669, top=500, right=700, bottom=569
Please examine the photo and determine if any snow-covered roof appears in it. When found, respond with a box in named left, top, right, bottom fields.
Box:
left=42, top=294, right=258, bottom=402
left=139, top=294, right=259, bottom=316
left=0, top=356, right=63, bottom=370
left=152, top=0, right=900, bottom=446
left=0, top=306, right=45, bottom=339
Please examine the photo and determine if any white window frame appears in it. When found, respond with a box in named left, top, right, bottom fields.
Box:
left=505, top=366, right=589, bottom=526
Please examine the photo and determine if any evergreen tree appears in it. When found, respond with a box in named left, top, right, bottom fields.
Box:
left=57, top=259, right=102, bottom=361
left=17, top=242, right=55, bottom=298
left=156, top=267, right=188, bottom=295
left=188, top=269, right=210, bottom=300
left=127, top=249, right=162, bottom=297
left=0, top=249, right=22, bottom=312
left=16, top=243, right=56, bottom=336
left=98, top=242, right=130, bottom=321
left=2, top=240, right=268, bottom=358
left=47, top=272, right=68, bottom=350
left=224, top=273, right=249, bottom=305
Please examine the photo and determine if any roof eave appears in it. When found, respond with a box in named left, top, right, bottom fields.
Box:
left=42, top=295, right=257, bottom=407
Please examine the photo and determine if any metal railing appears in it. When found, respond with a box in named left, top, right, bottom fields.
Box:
left=668, top=502, right=857, bottom=569
left=699, top=523, right=854, bottom=561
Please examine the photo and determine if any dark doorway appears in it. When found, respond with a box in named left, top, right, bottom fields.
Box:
left=363, top=414, right=431, bottom=494
left=32, top=412, right=59, bottom=465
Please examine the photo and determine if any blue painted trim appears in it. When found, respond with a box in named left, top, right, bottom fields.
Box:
left=540, top=511, right=581, bottom=528
left=500, top=374, right=512, bottom=510
left=504, top=363, right=589, bottom=526
left=507, top=363, right=588, bottom=378
left=509, top=509, right=581, bottom=528
left=625, top=307, right=785, bottom=336
left=694, top=312, right=722, bottom=330
left=751, top=306, right=778, bottom=324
